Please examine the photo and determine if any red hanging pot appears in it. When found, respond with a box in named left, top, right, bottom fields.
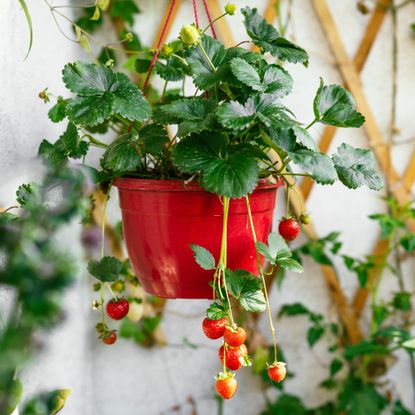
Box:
left=114, top=178, right=284, bottom=299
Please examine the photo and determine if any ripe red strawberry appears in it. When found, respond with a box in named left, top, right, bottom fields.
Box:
left=106, top=298, right=129, bottom=320
left=223, top=326, right=246, bottom=347
left=279, top=218, right=300, bottom=241
left=215, top=373, right=237, bottom=399
left=202, top=317, right=229, bottom=339
left=101, top=331, right=117, bottom=345
left=268, top=362, right=287, bottom=382
left=219, top=344, right=248, bottom=370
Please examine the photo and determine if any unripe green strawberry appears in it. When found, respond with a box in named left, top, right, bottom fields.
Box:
left=180, top=24, right=201, bottom=45
left=225, top=3, right=237, bottom=15
left=300, top=213, right=311, bottom=225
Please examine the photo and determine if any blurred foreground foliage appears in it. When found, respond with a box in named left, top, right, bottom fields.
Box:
left=0, top=164, right=90, bottom=413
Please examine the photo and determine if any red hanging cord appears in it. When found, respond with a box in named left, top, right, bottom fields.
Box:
left=202, top=0, right=217, bottom=39
left=142, top=0, right=177, bottom=94
left=192, top=0, right=200, bottom=28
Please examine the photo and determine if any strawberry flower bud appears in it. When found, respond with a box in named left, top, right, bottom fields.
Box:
left=225, top=3, right=237, bottom=15
left=124, top=32, right=134, bottom=42
left=180, top=24, right=201, bottom=45
left=161, top=43, right=174, bottom=58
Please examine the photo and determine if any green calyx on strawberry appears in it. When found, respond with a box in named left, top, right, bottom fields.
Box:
left=106, top=297, right=129, bottom=320
left=278, top=217, right=300, bottom=241
left=215, top=371, right=238, bottom=400
left=219, top=344, right=250, bottom=371
left=223, top=325, right=246, bottom=347
left=202, top=316, right=229, bottom=339
left=267, top=361, right=287, bottom=382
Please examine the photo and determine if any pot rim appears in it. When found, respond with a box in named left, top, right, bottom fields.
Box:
left=113, top=177, right=284, bottom=192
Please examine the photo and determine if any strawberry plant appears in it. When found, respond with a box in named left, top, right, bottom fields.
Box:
left=35, top=4, right=385, bottom=398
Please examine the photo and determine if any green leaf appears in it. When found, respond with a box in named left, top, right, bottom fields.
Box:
left=200, top=147, right=259, bottom=197
left=189, top=244, right=216, bottom=270
left=38, top=123, right=89, bottom=166
left=401, top=338, right=415, bottom=350
left=307, top=326, right=324, bottom=347
left=112, top=73, right=151, bottom=121
left=139, top=124, right=169, bottom=155
left=230, top=58, right=263, bottom=91
left=392, top=292, right=411, bottom=312
left=292, top=126, right=317, bottom=151
left=206, top=303, right=228, bottom=320
left=262, top=64, right=293, bottom=97
left=278, top=303, right=310, bottom=317
left=313, top=80, right=365, bottom=127
left=18, top=0, right=33, bottom=60
left=289, top=149, right=338, bottom=185
left=7, top=379, right=23, bottom=415
left=216, top=99, right=256, bottom=131
left=226, top=269, right=266, bottom=312
left=16, top=183, right=39, bottom=206
left=160, top=98, right=217, bottom=136
left=185, top=35, right=226, bottom=89
left=156, top=56, right=189, bottom=82
left=329, top=358, right=343, bottom=376
left=257, top=233, right=303, bottom=272
left=63, top=62, right=151, bottom=126
left=48, top=98, right=69, bottom=123
left=332, top=143, right=383, bottom=190
left=87, top=256, right=123, bottom=282
left=101, top=133, right=141, bottom=172
left=393, top=400, right=412, bottom=415
left=173, top=133, right=227, bottom=174
left=276, top=257, right=304, bottom=273
left=21, top=389, right=71, bottom=415
left=217, top=94, right=293, bottom=131
left=109, top=0, right=140, bottom=26
left=63, top=62, right=115, bottom=96
left=344, top=341, right=388, bottom=359
left=400, top=234, right=415, bottom=252
left=265, top=395, right=307, bottom=415
left=241, top=7, right=308, bottom=65
left=173, top=134, right=259, bottom=197
left=339, top=379, right=387, bottom=415
left=66, top=94, right=114, bottom=127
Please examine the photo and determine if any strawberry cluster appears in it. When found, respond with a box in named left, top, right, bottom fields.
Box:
left=202, top=317, right=250, bottom=399
left=203, top=315, right=287, bottom=399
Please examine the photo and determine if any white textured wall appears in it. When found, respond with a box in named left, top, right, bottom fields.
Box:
left=1, top=1, right=415, bottom=414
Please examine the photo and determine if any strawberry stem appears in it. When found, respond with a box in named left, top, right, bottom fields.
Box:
left=99, top=188, right=111, bottom=331
left=106, top=283, right=118, bottom=301
left=245, top=194, right=278, bottom=363
left=220, top=197, right=235, bottom=327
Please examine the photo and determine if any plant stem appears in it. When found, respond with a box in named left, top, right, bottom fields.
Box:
left=162, top=80, right=169, bottom=97
left=202, top=13, right=227, bottom=35
left=245, top=195, right=278, bottom=363
left=305, top=118, right=318, bottom=129
left=198, top=43, right=216, bottom=71
left=106, top=282, right=118, bottom=301
left=99, top=188, right=111, bottom=327
left=220, top=197, right=235, bottom=326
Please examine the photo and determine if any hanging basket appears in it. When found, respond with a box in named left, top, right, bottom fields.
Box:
left=114, top=178, right=284, bottom=299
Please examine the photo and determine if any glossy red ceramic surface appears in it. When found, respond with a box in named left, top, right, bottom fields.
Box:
left=114, top=178, right=283, bottom=299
